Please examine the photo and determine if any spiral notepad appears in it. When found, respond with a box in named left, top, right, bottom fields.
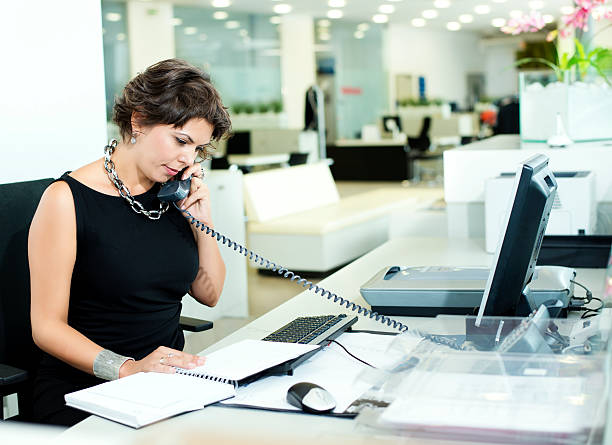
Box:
left=65, top=339, right=319, bottom=428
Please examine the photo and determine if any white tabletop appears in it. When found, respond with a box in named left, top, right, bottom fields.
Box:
left=59, top=237, right=607, bottom=443
left=227, top=154, right=290, bottom=167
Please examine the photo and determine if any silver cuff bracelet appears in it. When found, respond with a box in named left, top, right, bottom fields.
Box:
left=93, top=349, right=134, bottom=380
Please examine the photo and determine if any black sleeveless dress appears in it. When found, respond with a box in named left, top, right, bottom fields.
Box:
left=32, top=173, right=199, bottom=426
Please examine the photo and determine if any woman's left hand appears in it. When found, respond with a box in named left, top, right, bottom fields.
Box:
left=177, top=164, right=213, bottom=228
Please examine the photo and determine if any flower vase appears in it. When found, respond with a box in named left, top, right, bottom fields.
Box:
left=519, top=72, right=612, bottom=143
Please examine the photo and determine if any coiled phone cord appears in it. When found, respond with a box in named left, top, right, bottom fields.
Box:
left=176, top=203, right=409, bottom=332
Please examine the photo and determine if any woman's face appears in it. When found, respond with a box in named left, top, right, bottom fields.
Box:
left=134, top=118, right=214, bottom=183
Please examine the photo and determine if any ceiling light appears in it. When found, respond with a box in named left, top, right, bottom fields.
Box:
left=269, top=16, right=282, bottom=24
left=422, top=9, right=439, bottom=19
left=212, top=11, right=228, bottom=20
left=492, top=0, right=507, bottom=3
left=239, top=29, right=248, bottom=37
left=474, top=5, right=491, bottom=14
left=116, top=33, right=126, bottom=41
left=434, top=0, right=451, bottom=8
left=225, top=20, right=240, bottom=29
left=184, top=26, right=198, bottom=35
left=328, top=0, right=345, bottom=7
left=273, top=4, right=292, bottom=14
left=211, top=0, right=231, bottom=7
left=491, top=18, right=506, bottom=27
left=373, top=14, right=389, bottom=23
left=354, top=31, right=365, bottom=39
left=357, top=23, right=370, bottom=31
left=411, top=18, right=426, bottom=27
left=318, top=19, right=331, bottom=27
left=199, top=33, right=208, bottom=40
left=459, top=14, right=474, bottom=23
left=379, top=4, right=395, bottom=14
left=446, top=21, right=461, bottom=31
left=105, top=12, right=122, bottom=22
left=560, top=6, right=575, bottom=15
left=172, top=17, right=183, bottom=26
left=327, top=9, right=343, bottom=19
left=543, top=14, right=555, bottom=23
left=510, top=10, right=523, bottom=19
left=528, top=1, right=545, bottom=10
left=319, top=32, right=331, bottom=41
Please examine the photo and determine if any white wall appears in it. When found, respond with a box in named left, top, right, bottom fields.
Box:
left=482, top=40, right=520, bottom=99
left=127, top=1, right=175, bottom=77
left=0, top=0, right=107, bottom=184
left=386, top=25, right=485, bottom=107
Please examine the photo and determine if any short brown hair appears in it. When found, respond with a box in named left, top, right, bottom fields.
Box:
left=113, top=59, right=232, bottom=152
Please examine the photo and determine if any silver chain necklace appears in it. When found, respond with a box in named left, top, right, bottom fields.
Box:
left=103, top=139, right=169, bottom=220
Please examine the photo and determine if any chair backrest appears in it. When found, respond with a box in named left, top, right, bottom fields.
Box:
left=287, top=152, right=309, bottom=166
left=418, top=116, right=432, bottom=139
left=0, top=178, right=54, bottom=417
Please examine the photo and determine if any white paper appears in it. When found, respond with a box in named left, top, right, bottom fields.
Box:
left=222, top=332, right=414, bottom=413
left=188, top=339, right=320, bottom=381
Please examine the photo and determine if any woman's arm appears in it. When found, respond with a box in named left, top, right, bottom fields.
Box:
left=29, top=181, right=204, bottom=378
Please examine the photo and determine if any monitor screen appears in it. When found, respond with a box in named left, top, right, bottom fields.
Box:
left=382, top=115, right=402, bottom=133
left=476, top=154, right=557, bottom=326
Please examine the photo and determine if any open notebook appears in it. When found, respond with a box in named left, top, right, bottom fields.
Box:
left=65, top=339, right=319, bottom=428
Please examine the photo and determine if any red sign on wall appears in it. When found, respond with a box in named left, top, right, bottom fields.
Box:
left=341, top=86, right=362, bottom=95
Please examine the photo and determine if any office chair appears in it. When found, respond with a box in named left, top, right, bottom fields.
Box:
left=494, top=99, right=520, bottom=135
left=211, top=155, right=231, bottom=170
left=0, top=178, right=211, bottom=420
left=407, top=116, right=431, bottom=152
left=287, top=152, right=309, bottom=166
left=405, top=116, right=441, bottom=182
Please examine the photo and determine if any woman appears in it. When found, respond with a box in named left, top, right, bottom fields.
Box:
left=28, top=59, right=231, bottom=426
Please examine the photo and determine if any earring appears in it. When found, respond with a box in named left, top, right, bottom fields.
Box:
left=130, top=135, right=136, bottom=144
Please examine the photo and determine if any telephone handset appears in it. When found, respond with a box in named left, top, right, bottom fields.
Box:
left=157, top=169, right=408, bottom=332
left=158, top=168, right=191, bottom=203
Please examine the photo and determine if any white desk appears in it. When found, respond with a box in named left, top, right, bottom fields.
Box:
left=59, top=237, right=607, bottom=444
left=227, top=154, right=290, bottom=168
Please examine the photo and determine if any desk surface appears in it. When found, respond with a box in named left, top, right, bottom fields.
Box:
left=227, top=153, right=290, bottom=167
left=60, top=237, right=607, bottom=443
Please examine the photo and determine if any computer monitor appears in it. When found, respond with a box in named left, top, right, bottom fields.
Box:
left=475, top=154, right=558, bottom=326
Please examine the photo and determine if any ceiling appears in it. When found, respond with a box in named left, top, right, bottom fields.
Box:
left=138, top=0, right=575, bottom=34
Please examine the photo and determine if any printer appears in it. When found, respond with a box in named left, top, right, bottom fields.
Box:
left=360, top=265, right=575, bottom=317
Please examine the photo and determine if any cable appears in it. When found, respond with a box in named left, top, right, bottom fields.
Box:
left=328, top=340, right=376, bottom=369
left=581, top=297, right=604, bottom=319
left=571, top=279, right=593, bottom=302
left=176, top=203, right=409, bottom=332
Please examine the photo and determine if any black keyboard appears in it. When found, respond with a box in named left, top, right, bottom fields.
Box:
left=253, top=314, right=358, bottom=379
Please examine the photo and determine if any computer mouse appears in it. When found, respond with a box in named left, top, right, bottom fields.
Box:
left=286, top=382, right=336, bottom=414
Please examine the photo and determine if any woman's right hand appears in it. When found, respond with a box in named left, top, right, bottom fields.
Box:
left=119, top=346, right=206, bottom=378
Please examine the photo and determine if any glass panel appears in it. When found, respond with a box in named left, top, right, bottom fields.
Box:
left=173, top=7, right=282, bottom=111
left=101, top=1, right=130, bottom=131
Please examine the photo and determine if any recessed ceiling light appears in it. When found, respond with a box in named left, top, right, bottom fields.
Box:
left=560, top=6, right=575, bottom=15
left=354, top=30, right=365, bottom=39
left=459, top=14, right=474, bottom=23
left=422, top=9, right=439, bottom=19
left=184, top=26, right=197, bottom=35
left=373, top=14, right=389, bottom=23
left=269, top=16, right=281, bottom=24
left=328, top=9, right=343, bottom=19
left=446, top=21, right=461, bottom=31
left=328, top=0, right=346, bottom=7
left=510, top=10, right=523, bottom=19
left=199, top=33, right=208, bottom=41
left=225, top=20, right=240, bottom=29
left=528, top=1, right=545, bottom=10
left=239, top=29, right=248, bottom=37
left=319, top=32, right=331, bottom=41
left=212, top=11, right=228, bottom=20
left=543, top=14, right=555, bottom=23
left=379, top=4, right=395, bottom=14
left=434, top=0, right=451, bottom=8
left=318, top=19, right=331, bottom=27
left=492, top=0, right=507, bottom=3
left=105, top=12, right=122, bottom=22
left=172, top=17, right=183, bottom=26
left=273, top=4, right=292, bottom=14
left=211, top=0, right=231, bottom=7
left=474, top=5, right=491, bottom=14
left=411, top=18, right=426, bottom=27
left=491, top=18, right=506, bottom=27
left=357, top=23, right=370, bottom=31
